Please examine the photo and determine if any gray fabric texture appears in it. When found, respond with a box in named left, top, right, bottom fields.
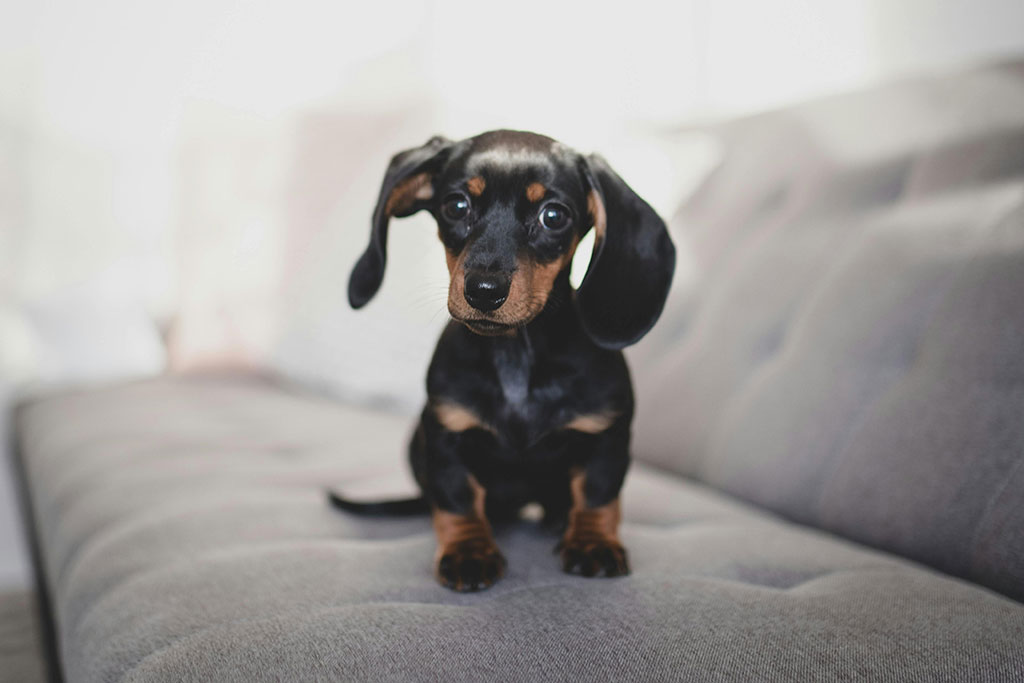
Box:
left=15, top=376, right=1024, bottom=682
left=0, top=589, right=48, bottom=683
left=629, top=61, right=1024, bottom=602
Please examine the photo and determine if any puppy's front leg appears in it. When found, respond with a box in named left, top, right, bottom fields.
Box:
left=559, top=421, right=631, bottom=577
left=416, top=407, right=505, bottom=591
left=432, top=475, right=505, bottom=592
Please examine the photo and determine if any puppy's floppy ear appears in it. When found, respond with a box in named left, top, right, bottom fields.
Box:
left=576, top=154, right=676, bottom=349
left=349, top=135, right=454, bottom=308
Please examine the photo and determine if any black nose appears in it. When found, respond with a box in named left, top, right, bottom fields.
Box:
left=464, top=272, right=510, bottom=312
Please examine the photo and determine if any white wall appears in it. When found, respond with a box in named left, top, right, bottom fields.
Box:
left=869, top=0, right=1024, bottom=76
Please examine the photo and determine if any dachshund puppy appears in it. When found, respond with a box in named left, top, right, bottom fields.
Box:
left=331, top=130, right=675, bottom=592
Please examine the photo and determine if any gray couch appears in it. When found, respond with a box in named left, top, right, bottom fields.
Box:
left=13, top=61, right=1024, bottom=681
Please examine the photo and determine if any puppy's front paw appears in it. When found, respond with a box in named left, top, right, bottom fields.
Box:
left=558, top=539, right=630, bottom=578
left=436, top=541, right=507, bottom=592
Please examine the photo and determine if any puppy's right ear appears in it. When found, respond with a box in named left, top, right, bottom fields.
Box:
left=349, top=135, right=454, bottom=308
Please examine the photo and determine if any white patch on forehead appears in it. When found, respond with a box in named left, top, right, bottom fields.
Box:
left=468, top=145, right=549, bottom=173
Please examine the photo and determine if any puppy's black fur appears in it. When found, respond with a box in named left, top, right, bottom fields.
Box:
left=331, top=130, right=675, bottom=591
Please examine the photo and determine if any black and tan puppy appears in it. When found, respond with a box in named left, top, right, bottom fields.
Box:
left=331, top=130, right=675, bottom=591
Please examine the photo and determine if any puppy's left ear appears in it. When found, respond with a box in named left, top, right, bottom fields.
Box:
left=349, top=135, right=454, bottom=308
left=575, top=154, right=676, bottom=349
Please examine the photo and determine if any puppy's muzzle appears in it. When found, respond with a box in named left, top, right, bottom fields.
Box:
left=464, top=272, right=510, bottom=312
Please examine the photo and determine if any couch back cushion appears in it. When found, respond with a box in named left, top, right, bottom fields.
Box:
left=629, top=61, right=1024, bottom=601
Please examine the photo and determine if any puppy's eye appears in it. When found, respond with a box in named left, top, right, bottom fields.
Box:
left=442, top=193, right=470, bottom=221
left=539, top=202, right=571, bottom=230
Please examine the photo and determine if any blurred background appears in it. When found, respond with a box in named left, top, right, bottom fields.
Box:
left=2, top=0, right=1023, bottom=591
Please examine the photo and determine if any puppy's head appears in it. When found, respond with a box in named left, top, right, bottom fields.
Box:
left=349, top=130, right=675, bottom=349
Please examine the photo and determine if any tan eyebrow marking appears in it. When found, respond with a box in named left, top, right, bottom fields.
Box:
left=526, top=182, right=546, bottom=202
left=564, top=410, right=619, bottom=434
left=587, top=190, right=607, bottom=242
left=467, top=176, right=486, bottom=196
left=433, top=400, right=495, bottom=433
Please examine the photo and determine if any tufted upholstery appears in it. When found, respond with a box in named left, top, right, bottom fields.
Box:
left=15, top=376, right=1024, bottom=682
left=13, top=62, right=1024, bottom=681
left=630, top=61, right=1024, bottom=602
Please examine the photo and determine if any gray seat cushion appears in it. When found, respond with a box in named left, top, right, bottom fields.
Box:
left=0, top=589, right=48, bottom=683
left=15, top=376, right=1024, bottom=682
left=630, top=61, right=1024, bottom=602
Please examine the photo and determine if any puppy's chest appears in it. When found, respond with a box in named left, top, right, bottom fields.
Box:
left=484, top=344, right=594, bottom=448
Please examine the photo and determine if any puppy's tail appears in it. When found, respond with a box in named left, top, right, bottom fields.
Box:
left=327, top=490, right=430, bottom=517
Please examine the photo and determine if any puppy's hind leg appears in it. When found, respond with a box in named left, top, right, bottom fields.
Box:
left=537, top=471, right=572, bottom=534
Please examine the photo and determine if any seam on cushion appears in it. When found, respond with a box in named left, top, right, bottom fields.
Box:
left=967, top=454, right=1024, bottom=573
